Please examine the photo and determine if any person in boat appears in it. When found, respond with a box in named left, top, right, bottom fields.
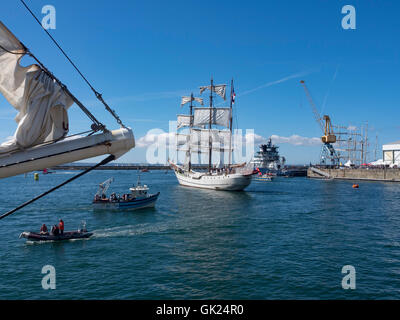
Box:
left=59, top=219, right=64, bottom=235
left=51, top=225, right=60, bottom=236
left=40, top=224, right=48, bottom=235
left=110, top=192, right=117, bottom=202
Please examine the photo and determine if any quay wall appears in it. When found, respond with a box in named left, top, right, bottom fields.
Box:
left=307, top=167, right=400, bottom=182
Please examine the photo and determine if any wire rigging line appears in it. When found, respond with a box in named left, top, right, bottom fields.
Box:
left=19, top=0, right=126, bottom=128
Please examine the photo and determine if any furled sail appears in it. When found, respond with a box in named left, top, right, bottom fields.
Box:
left=181, top=96, right=203, bottom=106
left=199, top=84, right=226, bottom=100
left=0, top=21, right=73, bottom=154
left=192, top=107, right=231, bottom=128
left=177, top=115, right=193, bottom=129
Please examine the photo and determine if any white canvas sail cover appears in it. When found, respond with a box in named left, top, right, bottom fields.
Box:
left=191, top=129, right=231, bottom=145
left=176, top=132, right=190, bottom=146
left=193, top=107, right=231, bottom=128
left=0, top=22, right=73, bottom=154
left=181, top=96, right=203, bottom=106
left=199, top=84, right=226, bottom=100
left=177, top=115, right=193, bottom=129
left=177, top=129, right=231, bottom=153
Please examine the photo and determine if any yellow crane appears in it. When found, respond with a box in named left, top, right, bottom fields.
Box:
left=321, top=115, right=336, bottom=144
left=300, top=80, right=339, bottom=165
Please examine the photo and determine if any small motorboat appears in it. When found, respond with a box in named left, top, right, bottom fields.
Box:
left=19, top=228, right=93, bottom=242
left=93, top=177, right=159, bottom=211
left=253, top=173, right=273, bottom=182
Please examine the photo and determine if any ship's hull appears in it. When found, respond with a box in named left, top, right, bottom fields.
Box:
left=93, top=192, right=159, bottom=211
left=173, top=170, right=252, bottom=191
left=255, top=167, right=281, bottom=175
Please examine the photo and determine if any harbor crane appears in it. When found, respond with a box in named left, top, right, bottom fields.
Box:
left=300, top=80, right=340, bottom=166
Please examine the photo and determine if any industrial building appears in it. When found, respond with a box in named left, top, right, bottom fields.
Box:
left=382, top=141, right=400, bottom=165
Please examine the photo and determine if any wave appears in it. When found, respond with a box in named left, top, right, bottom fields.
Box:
left=92, top=223, right=170, bottom=239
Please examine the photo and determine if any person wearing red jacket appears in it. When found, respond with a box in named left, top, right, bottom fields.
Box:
left=59, top=219, right=64, bottom=235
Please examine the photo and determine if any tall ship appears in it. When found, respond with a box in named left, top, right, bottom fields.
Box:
left=251, top=138, right=286, bottom=174
left=169, top=79, right=253, bottom=191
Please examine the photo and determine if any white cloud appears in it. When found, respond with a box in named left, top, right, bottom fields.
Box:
left=347, top=125, right=357, bottom=131
left=270, top=134, right=321, bottom=146
left=136, top=131, right=321, bottom=150
left=237, top=132, right=321, bottom=146
left=243, top=132, right=267, bottom=144
left=136, top=130, right=176, bottom=148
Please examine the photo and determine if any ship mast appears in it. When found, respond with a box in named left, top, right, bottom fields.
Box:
left=228, top=79, right=234, bottom=167
left=188, top=92, right=194, bottom=171
left=208, top=78, right=213, bottom=172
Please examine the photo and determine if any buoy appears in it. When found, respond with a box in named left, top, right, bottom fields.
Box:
left=34, top=173, right=39, bottom=181
left=352, top=184, right=359, bottom=189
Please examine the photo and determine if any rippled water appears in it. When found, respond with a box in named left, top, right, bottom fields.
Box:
left=1, top=170, right=400, bottom=299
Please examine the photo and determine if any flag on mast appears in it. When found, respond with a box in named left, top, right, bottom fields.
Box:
left=231, top=87, right=236, bottom=105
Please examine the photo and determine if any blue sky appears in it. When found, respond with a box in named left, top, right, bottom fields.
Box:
left=1, top=0, right=400, bottom=164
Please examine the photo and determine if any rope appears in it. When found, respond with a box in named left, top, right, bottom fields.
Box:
left=0, top=155, right=115, bottom=220
left=19, top=0, right=126, bottom=128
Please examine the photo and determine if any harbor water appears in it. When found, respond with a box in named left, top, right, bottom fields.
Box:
left=1, top=170, right=400, bottom=299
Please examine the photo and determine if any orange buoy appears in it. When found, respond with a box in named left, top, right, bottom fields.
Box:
left=352, top=184, right=359, bottom=189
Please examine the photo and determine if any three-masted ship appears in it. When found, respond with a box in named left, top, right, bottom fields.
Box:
left=169, top=79, right=252, bottom=191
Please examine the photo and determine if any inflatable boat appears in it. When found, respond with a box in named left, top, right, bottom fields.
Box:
left=19, top=230, right=93, bottom=242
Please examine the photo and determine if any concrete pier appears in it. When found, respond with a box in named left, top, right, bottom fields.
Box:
left=307, top=167, right=400, bottom=182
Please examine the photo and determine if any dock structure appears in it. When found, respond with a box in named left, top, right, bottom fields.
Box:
left=309, top=167, right=331, bottom=179
left=307, top=167, right=400, bottom=182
